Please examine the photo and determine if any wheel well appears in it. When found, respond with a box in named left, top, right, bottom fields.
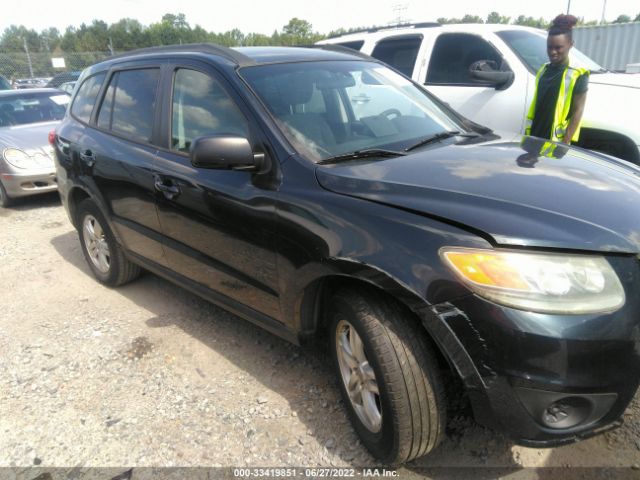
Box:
left=577, top=128, right=640, bottom=164
left=68, top=187, right=91, bottom=228
left=299, top=275, right=458, bottom=381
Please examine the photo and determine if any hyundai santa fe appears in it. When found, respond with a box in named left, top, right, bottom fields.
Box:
left=52, top=44, right=640, bottom=463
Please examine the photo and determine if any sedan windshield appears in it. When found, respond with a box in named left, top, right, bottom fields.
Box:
left=0, top=91, right=70, bottom=128
left=496, top=29, right=605, bottom=74
left=240, top=61, right=466, bottom=162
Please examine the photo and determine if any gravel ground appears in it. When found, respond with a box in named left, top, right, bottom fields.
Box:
left=1, top=194, right=639, bottom=479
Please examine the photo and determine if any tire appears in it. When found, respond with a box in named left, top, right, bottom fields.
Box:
left=329, top=288, right=446, bottom=464
left=76, top=199, right=140, bottom=287
left=0, top=181, right=14, bottom=208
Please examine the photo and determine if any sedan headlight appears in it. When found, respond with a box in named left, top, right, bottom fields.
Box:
left=3, top=148, right=31, bottom=169
left=440, top=247, right=625, bottom=314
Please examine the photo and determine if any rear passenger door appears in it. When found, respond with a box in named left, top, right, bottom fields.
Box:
left=71, top=62, right=166, bottom=266
left=153, top=62, right=282, bottom=321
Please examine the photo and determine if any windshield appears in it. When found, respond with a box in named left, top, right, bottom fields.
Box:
left=496, top=29, right=604, bottom=74
left=240, top=60, right=465, bottom=162
left=0, top=91, right=70, bottom=127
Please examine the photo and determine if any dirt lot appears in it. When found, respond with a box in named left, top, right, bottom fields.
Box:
left=1, top=193, right=639, bottom=478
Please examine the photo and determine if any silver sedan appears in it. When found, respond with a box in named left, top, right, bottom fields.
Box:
left=0, top=88, right=70, bottom=207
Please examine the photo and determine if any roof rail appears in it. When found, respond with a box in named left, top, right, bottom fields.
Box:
left=103, top=43, right=255, bottom=66
left=328, top=21, right=440, bottom=38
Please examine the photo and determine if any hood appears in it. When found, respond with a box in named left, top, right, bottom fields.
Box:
left=316, top=136, right=640, bottom=253
left=589, top=72, right=640, bottom=89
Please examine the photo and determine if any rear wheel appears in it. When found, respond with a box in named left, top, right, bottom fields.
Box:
left=328, top=288, right=446, bottom=463
left=0, top=181, right=14, bottom=207
left=77, top=199, right=140, bottom=286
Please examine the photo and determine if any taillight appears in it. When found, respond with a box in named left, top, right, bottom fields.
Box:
left=48, top=130, right=56, bottom=146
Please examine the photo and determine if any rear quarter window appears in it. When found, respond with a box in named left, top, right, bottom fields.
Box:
left=371, top=35, right=422, bottom=77
left=70, top=73, right=106, bottom=123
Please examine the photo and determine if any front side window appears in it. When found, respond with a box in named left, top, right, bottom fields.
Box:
left=241, top=60, right=464, bottom=162
left=70, top=73, right=106, bottom=123
left=96, top=69, right=159, bottom=143
left=371, top=36, right=422, bottom=77
left=427, top=34, right=504, bottom=85
left=171, top=69, right=248, bottom=152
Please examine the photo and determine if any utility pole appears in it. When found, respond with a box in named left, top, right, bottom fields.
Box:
left=108, top=36, right=114, bottom=55
left=601, top=0, right=607, bottom=24
left=23, top=37, right=34, bottom=78
left=567, top=0, right=571, bottom=14
left=391, top=3, right=409, bottom=26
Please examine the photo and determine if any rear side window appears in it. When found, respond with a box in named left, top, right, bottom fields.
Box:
left=70, top=73, right=106, bottom=123
left=371, top=36, right=422, bottom=77
left=96, top=69, right=160, bottom=144
left=426, top=33, right=503, bottom=85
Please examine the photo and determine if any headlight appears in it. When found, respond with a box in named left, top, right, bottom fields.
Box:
left=440, top=247, right=625, bottom=314
left=3, top=148, right=31, bottom=169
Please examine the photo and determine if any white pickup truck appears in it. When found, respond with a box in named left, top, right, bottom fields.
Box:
left=319, top=23, right=640, bottom=163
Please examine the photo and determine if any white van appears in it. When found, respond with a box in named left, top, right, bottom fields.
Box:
left=319, top=23, right=640, bottom=163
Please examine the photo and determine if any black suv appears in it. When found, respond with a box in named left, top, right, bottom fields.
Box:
left=53, top=44, right=640, bottom=463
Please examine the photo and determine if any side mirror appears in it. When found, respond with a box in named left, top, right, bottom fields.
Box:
left=469, top=60, right=515, bottom=90
left=190, top=135, right=269, bottom=173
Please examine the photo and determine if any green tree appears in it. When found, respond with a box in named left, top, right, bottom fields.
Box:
left=613, top=14, right=631, bottom=23
left=514, top=15, right=549, bottom=29
left=460, top=15, right=484, bottom=23
left=486, top=12, right=510, bottom=24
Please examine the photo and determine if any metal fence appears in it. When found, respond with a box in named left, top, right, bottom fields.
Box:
left=0, top=51, right=114, bottom=85
left=574, top=22, right=640, bottom=72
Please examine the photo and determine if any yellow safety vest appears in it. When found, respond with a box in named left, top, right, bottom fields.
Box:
left=525, top=64, right=589, bottom=143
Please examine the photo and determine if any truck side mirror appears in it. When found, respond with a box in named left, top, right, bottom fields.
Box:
left=469, top=60, right=515, bottom=91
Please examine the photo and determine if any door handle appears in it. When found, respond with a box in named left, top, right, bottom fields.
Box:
left=154, top=174, right=180, bottom=200
left=79, top=149, right=95, bottom=167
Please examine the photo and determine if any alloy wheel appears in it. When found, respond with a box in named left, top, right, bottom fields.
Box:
left=335, top=319, right=382, bottom=433
left=82, top=214, right=111, bottom=274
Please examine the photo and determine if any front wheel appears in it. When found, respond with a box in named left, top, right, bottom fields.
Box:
left=329, top=288, right=446, bottom=463
left=77, top=199, right=140, bottom=286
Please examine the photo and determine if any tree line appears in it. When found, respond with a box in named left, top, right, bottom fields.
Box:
left=1, top=11, right=639, bottom=80
left=2, top=11, right=640, bottom=55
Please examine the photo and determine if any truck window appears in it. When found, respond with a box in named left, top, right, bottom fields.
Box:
left=370, top=35, right=422, bottom=77
left=336, top=40, right=364, bottom=51
left=426, top=33, right=503, bottom=85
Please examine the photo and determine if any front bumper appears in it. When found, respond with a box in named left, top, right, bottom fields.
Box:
left=425, top=255, right=640, bottom=446
left=1, top=170, right=58, bottom=198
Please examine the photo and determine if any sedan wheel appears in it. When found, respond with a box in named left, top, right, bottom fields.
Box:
left=0, top=181, right=13, bottom=208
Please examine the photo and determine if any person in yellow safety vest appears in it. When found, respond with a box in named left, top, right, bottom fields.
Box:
left=525, top=14, right=589, bottom=144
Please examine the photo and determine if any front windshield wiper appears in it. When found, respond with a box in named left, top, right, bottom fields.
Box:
left=404, top=131, right=479, bottom=152
left=317, top=148, right=407, bottom=165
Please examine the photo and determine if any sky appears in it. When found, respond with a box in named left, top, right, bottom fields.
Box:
left=0, top=0, right=636, bottom=36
